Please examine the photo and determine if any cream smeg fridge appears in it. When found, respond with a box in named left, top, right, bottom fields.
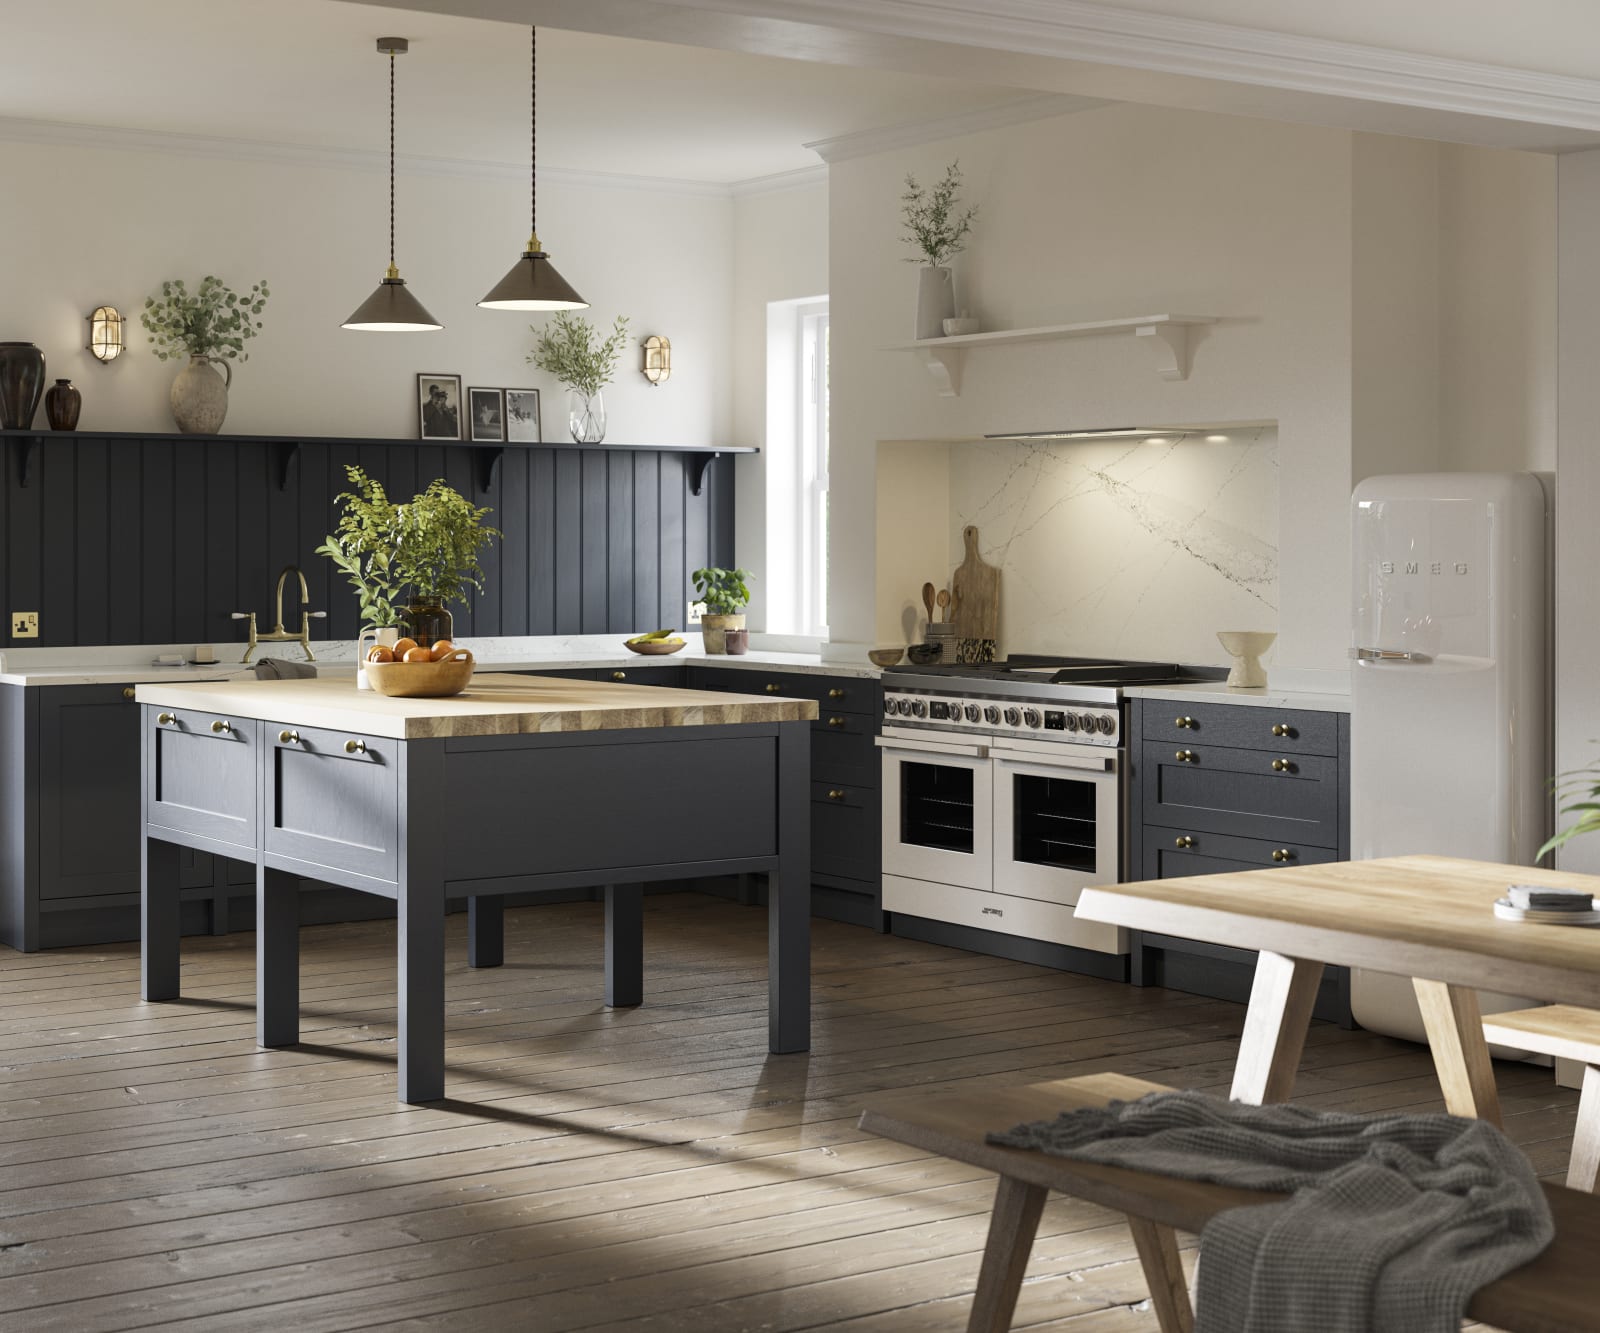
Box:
left=1349, top=472, right=1550, bottom=1041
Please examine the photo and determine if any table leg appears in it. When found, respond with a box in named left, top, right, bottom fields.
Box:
left=467, top=896, right=504, bottom=969
left=1127, top=1216, right=1195, bottom=1333
left=769, top=721, right=811, bottom=1054
left=257, top=865, right=300, bottom=1048
left=605, top=883, right=644, bottom=1008
left=967, top=1175, right=1046, bottom=1333
left=1230, top=950, right=1325, bottom=1104
left=398, top=741, right=447, bottom=1104
left=1413, top=978, right=1503, bottom=1125
left=141, top=835, right=181, bottom=1001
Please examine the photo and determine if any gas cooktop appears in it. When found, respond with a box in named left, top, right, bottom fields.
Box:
left=884, top=655, right=1224, bottom=689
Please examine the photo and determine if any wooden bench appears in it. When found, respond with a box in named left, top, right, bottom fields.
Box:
left=1483, top=1005, right=1600, bottom=1191
left=859, top=1071, right=1600, bottom=1333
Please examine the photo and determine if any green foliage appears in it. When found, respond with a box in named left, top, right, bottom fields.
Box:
left=692, top=567, right=752, bottom=616
left=140, top=275, right=270, bottom=362
left=317, top=466, right=502, bottom=629
left=527, top=312, right=630, bottom=397
left=900, top=161, right=978, bottom=266
left=1540, top=758, right=1600, bottom=861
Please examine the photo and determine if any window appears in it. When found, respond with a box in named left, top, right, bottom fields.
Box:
left=765, top=296, right=829, bottom=639
left=798, top=303, right=830, bottom=639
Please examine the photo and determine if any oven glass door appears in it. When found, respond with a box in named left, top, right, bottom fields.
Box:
left=880, top=739, right=993, bottom=892
left=992, top=747, right=1118, bottom=907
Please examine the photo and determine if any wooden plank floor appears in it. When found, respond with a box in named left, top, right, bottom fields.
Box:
left=0, top=894, right=1578, bottom=1331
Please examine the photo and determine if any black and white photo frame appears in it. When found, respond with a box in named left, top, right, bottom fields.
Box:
left=416, top=373, right=463, bottom=441
left=468, top=387, right=505, bottom=442
left=503, top=388, right=541, bottom=443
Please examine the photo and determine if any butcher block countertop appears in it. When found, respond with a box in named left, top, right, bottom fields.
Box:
left=134, top=672, right=819, bottom=740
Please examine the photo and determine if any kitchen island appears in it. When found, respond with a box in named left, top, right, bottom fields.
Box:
left=134, top=672, right=817, bottom=1102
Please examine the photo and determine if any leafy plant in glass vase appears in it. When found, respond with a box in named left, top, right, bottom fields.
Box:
left=900, top=160, right=977, bottom=340
left=528, top=311, right=630, bottom=443
left=692, top=566, right=752, bottom=655
left=140, top=275, right=270, bottom=434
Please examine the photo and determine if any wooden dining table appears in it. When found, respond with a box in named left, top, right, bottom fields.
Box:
left=1076, top=854, right=1600, bottom=1125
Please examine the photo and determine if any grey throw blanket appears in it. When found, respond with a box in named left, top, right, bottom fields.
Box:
left=989, top=1091, right=1552, bottom=1333
left=253, top=657, right=318, bottom=680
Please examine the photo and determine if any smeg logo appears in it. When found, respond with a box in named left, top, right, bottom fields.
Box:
left=1379, top=561, right=1470, bottom=576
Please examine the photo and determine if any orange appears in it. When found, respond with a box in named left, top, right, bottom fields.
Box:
left=429, top=639, right=455, bottom=661
left=403, top=646, right=433, bottom=664
left=392, top=637, right=418, bottom=657
left=366, top=645, right=395, bottom=664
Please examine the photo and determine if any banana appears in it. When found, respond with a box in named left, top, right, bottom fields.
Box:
left=626, top=627, right=677, bottom=644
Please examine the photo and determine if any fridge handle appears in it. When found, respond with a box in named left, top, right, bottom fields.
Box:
left=1351, top=646, right=1433, bottom=664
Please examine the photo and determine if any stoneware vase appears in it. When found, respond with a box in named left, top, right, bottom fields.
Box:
left=568, top=387, right=606, bottom=444
left=44, top=379, right=81, bottom=432
left=915, top=265, right=955, bottom=341
left=170, top=354, right=231, bottom=434
left=0, top=341, right=45, bottom=430
left=1217, top=630, right=1277, bottom=689
left=356, top=626, right=402, bottom=691
left=701, top=612, right=745, bottom=654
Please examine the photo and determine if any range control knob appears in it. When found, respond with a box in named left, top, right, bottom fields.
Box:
left=1063, top=712, right=1080, bottom=732
left=983, top=705, right=1001, bottom=725
left=911, top=699, right=927, bottom=718
left=1022, top=708, right=1041, bottom=729
left=1095, top=714, right=1116, bottom=736
left=885, top=698, right=901, bottom=716
left=964, top=703, right=981, bottom=723
left=1003, top=707, right=1021, bottom=727
left=948, top=700, right=964, bottom=719
left=1078, top=712, right=1098, bottom=733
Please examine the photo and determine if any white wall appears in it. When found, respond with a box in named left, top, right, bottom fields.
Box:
left=0, top=137, right=732, bottom=445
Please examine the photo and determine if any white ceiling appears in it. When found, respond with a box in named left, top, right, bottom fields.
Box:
left=0, top=0, right=1054, bottom=185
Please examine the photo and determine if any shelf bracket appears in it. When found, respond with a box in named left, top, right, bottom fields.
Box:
left=474, top=446, right=504, bottom=494
left=1135, top=322, right=1193, bottom=381
left=688, top=451, right=722, bottom=497
left=273, top=441, right=301, bottom=491
left=15, top=434, right=39, bottom=487
left=916, top=346, right=963, bottom=397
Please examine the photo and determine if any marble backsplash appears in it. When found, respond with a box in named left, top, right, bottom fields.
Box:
left=949, top=428, right=1278, bottom=665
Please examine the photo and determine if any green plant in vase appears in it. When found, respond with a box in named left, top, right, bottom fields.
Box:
left=692, top=566, right=752, bottom=655
left=528, top=311, right=630, bottom=444
left=140, top=275, right=270, bottom=434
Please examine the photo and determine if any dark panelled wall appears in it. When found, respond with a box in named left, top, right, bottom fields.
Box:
left=2, top=436, right=735, bottom=648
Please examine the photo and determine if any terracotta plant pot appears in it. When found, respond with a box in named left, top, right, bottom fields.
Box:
left=701, top=612, right=746, bottom=654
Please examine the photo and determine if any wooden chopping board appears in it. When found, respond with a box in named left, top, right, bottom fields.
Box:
left=950, top=525, right=999, bottom=649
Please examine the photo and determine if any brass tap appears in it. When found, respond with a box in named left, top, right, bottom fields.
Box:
left=232, top=565, right=327, bottom=663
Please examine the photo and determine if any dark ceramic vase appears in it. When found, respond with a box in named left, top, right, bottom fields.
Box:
left=0, top=342, right=45, bottom=430
left=403, top=600, right=453, bottom=649
left=44, top=379, right=81, bottom=432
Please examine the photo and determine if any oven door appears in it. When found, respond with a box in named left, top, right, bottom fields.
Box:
left=878, top=730, right=993, bottom=892
left=991, top=740, right=1119, bottom=908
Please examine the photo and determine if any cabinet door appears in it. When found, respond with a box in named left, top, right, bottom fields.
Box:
left=812, top=780, right=879, bottom=882
left=146, top=707, right=258, bottom=850
left=265, top=723, right=400, bottom=882
left=37, top=686, right=142, bottom=900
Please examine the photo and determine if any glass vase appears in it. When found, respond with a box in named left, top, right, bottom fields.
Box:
left=404, top=600, right=453, bottom=649
left=568, top=388, right=606, bottom=444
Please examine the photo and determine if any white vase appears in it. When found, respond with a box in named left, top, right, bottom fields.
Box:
left=568, top=387, right=606, bottom=444
left=915, top=266, right=955, bottom=341
left=356, top=627, right=402, bottom=691
left=170, top=355, right=231, bottom=434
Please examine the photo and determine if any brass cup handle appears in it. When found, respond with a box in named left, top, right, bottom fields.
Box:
left=279, top=729, right=301, bottom=745
left=210, top=719, right=232, bottom=735
left=1271, top=758, right=1294, bottom=772
left=157, top=712, right=178, bottom=727
left=1175, top=836, right=1196, bottom=849
left=1175, top=716, right=1196, bottom=729
left=1271, top=848, right=1296, bottom=862
left=827, top=688, right=846, bottom=699
left=827, top=788, right=847, bottom=801
left=123, top=687, right=136, bottom=701
left=765, top=683, right=782, bottom=694
left=828, top=716, right=847, bottom=728
left=1174, top=749, right=1197, bottom=762
left=1271, top=723, right=1296, bottom=737
left=611, top=671, right=627, bottom=681
left=345, top=739, right=366, bottom=755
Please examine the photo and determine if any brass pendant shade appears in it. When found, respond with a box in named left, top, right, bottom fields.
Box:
left=479, top=27, right=587, bottom=312
left=343, top=38, right=442, bottom=332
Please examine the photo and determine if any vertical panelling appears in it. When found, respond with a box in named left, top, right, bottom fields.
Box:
left=202, top=446, right=237, bottom=646
left=632, top=451, right=660, bottom=630
left=529, top=447, right=556, bottom=633
left=711, top=458, right=736, bottom=571
left=553, top=449, right=582, bottom=634
left=234, top=444, right=269, bottom=634
left=6, top=441, right=43, bottom=638
left=580, top=450, right=609, bottom=632
left=659, top=454, right=685, bottom=632
left=172, top=440, right=207, bottom=645
left=497, top=447, right=529, bottom=639
left=139, top=441, right=175, bottom=643
left=682, top=453, right=710, bottom=591
left=73, top=437, right=111, bottom=642
left=607, top=452, right=634, bottom=633
left=39, top=441, right=76, bottom=645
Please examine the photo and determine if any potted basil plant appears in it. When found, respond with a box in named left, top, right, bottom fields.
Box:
left=692, top=567, right=752, bottom=655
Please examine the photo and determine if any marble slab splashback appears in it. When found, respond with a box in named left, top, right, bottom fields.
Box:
left=949, top=428, right=1278, bottom=665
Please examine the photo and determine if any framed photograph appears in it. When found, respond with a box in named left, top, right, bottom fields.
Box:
left=468, top=387, right=505, bottom=442
left=416, top=373, right=463, bottom=441
left=503, top=388, right=542, bottom=443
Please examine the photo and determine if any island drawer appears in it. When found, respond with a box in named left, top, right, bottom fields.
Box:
left=1142, top=703, right=1339, bottom=756
left=689, top=667, right=878, bottom=716
left=1139, top=741, right=1340, bottom=848
left=264, top=723, right=399, bottom=883
left=145, top=707, right=258, bottom=850
left=1139, top=826, right=1339, bottom=879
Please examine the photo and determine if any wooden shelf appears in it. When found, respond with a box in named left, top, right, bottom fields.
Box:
left=887, top=314, right=1219, bottom=396
left=0, top=430, right=755, bottom=494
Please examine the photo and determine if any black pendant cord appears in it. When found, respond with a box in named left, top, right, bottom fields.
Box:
left=389, top=48, right=397, bottom=272
left=529, top=25, right=537, bottom=247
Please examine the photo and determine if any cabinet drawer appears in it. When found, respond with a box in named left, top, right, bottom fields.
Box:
left=598, top=665, right=686, bottom=688
left=264, top=722, right=399, bottom=882
left=811, top=710, right=876, bottom=779
left=1140, top=741, right=1340, bottom=848
left=1144, top=702, right=1339, bottom=756
left=146, top=708, right=258, bottom=850
left=689, top=667, right=878, bottom=716
left=812, top=781, right=878, bottom=879
left=1141, top=825, right=1338, bottom=879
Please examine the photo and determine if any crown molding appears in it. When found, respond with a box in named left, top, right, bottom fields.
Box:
left=729, top=163, right=830, bottom=197
left=804, top=92, right=1106, bottom=163
left=663, top=0, right=1600, bottom=134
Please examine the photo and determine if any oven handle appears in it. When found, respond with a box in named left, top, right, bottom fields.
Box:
left=990, top=746, right=1115, bottom=773
left=875, top=733, right=989, bottom=759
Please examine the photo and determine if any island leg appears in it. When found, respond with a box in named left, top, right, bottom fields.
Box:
left=467, top=896, right=504, bottom=969
left=141, top=835, right=181, bottom=1001
left=769, top=721, right=811, bottom=1054
left=605, top=883, right=644, bottom=1008
left=398, top=741, right=447, bottom=1104
left=257, top=865, right=300, bottom=1048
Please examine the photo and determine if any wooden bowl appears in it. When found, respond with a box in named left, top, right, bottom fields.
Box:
left=624, top=638, right=687, bottom=656
left=364, top=648, right=475, bottom=698
left=868, top=647, right=905, bottom=667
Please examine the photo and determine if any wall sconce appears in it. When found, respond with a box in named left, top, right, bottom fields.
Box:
left=86, top=306, right=124, bottom=363
left=641, top=334, right=671, bottom=386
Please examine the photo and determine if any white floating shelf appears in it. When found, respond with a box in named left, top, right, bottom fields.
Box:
left=888, top=314, right=1219, bottom=397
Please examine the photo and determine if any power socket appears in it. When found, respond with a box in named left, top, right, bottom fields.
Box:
left=687, top=600, right=706, bottom=624
left=11, top=611, right=38, bottom=638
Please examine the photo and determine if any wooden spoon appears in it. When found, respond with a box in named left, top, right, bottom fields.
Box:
left=935, top=589, right=951, bottom=622
left=922, top=582, right=936, bottom=623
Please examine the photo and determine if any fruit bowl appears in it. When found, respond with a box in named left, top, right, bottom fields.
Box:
left=624, top=638, right=686, bottom=656
left=364, top=648, right=475, bottom=698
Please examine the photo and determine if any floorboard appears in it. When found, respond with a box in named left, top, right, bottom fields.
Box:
left=0, top=893, right=1573, bottom=1331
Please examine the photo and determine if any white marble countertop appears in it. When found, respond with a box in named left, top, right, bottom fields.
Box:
left=1122, top=681, right=1352, bottom=713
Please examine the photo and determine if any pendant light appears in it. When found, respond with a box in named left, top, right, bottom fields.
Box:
left=478, top=26, right=588, bottom=311
left=343, top=37, right=443, bottom=332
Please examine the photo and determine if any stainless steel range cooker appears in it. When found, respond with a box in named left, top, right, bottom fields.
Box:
left=877, top=657, right=1223, bottom=963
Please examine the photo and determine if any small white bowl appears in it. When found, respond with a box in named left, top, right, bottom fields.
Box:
left=943, top=317, right=980, bottom=336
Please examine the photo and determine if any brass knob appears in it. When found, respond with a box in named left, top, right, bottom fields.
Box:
left=122, top=687, right=136, bottom=701
left=828, top=688, right=846, bottom=699
left=1271, top=758, right=1293, bottom=772
left=765, top=683, right=781, bottom=694
left=1175, top=836, right=1196, bottom=849
left=1271, top=723, right=1296, bottom=738
left=345, top=739, right=366, bottom=755
left=279, top=729, right=300, bottom=745
left=1175, top=715, right=1196, bottom=729
left=827, top=788, right=847, bottom=801
left=210, top=719, right=232, bottom=735
left=611, top=671, right=627, bottom=681
left=157, top=712, right=178, bottom=726
left=828, top=716, right=847, bottom=728
left=1175, top=749, right=1196, bottom=762
left=1271, top=848, right=1296, bottom=862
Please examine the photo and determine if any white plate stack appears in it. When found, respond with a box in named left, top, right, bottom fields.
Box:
left=1493, top=884, right=1600, bottom=926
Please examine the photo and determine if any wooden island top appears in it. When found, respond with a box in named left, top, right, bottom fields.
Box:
left=134, top=671, right=819, bottom=740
